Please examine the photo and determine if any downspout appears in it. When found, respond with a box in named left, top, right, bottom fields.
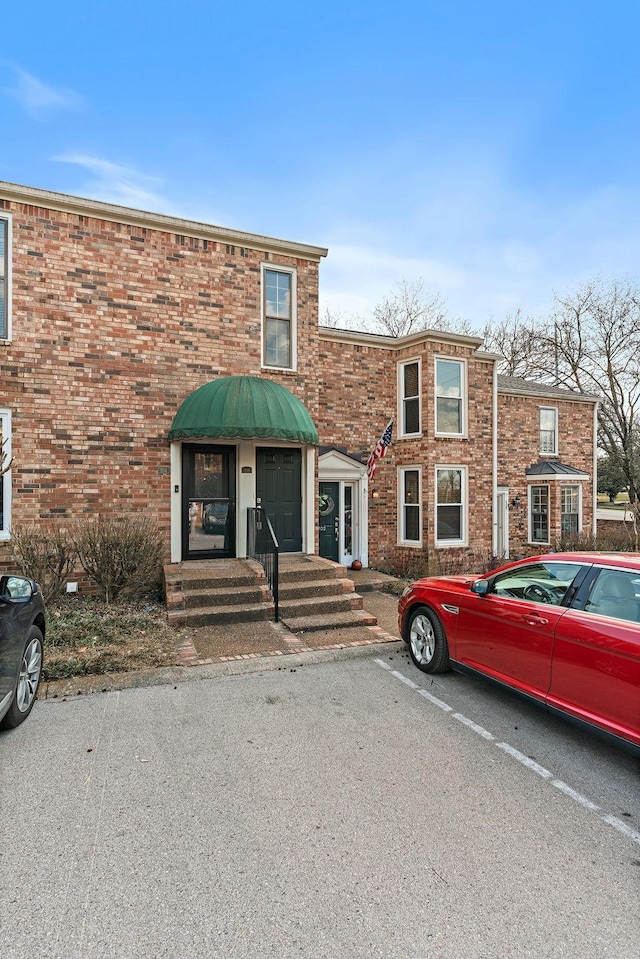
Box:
left=592, top=401, right=599, bottom=538
left=492, top=359, right=499, bottom=556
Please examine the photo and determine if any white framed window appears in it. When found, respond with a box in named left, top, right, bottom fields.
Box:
left=435, top=466, right=467, bottom=546
left=539, top=407, right=558, bottom=455
left=529, top=484, right=550, bottom=545
left=398, top=359, right=421, bottom=436
left=561, top=484, right=581, bottom=536
left=0, top=409, right=11, bottom=540
left=0, top=213, right=12, bottom=341
left=435, top=357, right=466, bottom=436
left=398, top=467, right=422, bottom=546
left=262, top=264, right=296, bottom=370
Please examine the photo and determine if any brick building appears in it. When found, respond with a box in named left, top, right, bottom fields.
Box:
left=0, top=181, right=598, bottom=578
left=316, top=331, right=598, bottom=569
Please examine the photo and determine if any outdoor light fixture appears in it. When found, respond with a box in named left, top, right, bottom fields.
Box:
left=511, top=495, right=521, bottom=508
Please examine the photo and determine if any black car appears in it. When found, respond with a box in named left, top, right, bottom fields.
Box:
left=0, top=575, right=45, bottom=729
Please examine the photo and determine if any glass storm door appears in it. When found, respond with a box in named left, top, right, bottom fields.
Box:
left=319, top=481, right=339, bottom=562
left=182, top=445, right=236, bottom=560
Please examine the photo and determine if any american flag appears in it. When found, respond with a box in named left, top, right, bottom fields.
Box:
left=366, top=419, right=393, bottom=479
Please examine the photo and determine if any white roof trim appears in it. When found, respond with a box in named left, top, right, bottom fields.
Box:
left=0, top=180, right=328, bottom=261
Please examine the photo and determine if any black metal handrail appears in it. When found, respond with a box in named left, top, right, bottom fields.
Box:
left=247, top=507, right=279, bottom=621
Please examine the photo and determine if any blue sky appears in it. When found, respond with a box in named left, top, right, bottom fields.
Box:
left=2, top=1, right=640, bottom=330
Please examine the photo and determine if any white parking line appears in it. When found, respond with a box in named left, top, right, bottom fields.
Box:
left=418, top=688, right=453, bottom=712
left=603, top=815, right=640, bottom=845
left=551, top=779, right=600, bottom=811
left=391, top=670, right=420, bottom=690
left=453, top=713, right=495, bottom=740
left=376, top=660, right=640, bottom=848
left=496, top=742, right=553, bottom=779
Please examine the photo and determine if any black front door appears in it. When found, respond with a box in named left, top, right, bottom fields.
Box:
left=182, top=445, right=236, bottom=559
left=256, top=448, right=302, bottom=552
left=318, top=481, right=339, bottom=562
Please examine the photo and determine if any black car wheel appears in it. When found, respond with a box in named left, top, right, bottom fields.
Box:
left=406, top=606, right=451, bottom=674
left=1, top=626, right=44, bottom=729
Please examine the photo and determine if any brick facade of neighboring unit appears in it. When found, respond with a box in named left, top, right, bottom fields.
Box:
left=0, top=185, right=324, bottom=564
left=0, top=181, right=599, bottom=579
left=497, top=381, right=597, bottom=556
left=317, top=330, right=498, bottom=568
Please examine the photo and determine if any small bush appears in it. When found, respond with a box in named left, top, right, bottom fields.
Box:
left=554, top=528, right=637, bottom=553
left=74, top=515, right=165, bottom=604
left=10, top=522, right=77, bottom=604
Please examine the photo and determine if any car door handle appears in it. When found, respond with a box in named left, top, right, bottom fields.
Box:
left=523, top=615, right=548, bottom=625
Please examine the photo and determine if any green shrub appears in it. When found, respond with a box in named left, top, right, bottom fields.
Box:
left=74, top=515, right=165, bottom=604
left=10, top=522, right=77, bottom=604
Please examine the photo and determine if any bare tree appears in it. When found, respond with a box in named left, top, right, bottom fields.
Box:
left=319, top=306, right=365, bottom=330
left=482, top=309, right=546, bottom=378
left=372, top=278, right=478, bottom=337
left=543, top=280, right=640, bottom=501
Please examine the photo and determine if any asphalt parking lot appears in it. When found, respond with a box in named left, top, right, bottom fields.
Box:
left=1, top=647, right=638, bottom=959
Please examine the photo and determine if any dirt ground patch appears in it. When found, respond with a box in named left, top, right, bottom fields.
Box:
left=44, top=598, right=179, bottom=680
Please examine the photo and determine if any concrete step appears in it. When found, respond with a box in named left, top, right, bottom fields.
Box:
left=168, top=601, right=273, bottom=627
left=165, top=557, right=377, bottom=634
left=277, top=578, right=354, bottom=601
left=278, top=561, right=347, bottom=584
left=280, top=608, right=377, bottom=633
left=176, top=585, right=268, bottom=610
left=166, top=571, right=262, bottom=591
left=278, top=593, right=366, bottom=620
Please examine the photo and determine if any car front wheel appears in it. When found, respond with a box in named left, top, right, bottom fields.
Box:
left=1, top=626, right=44, bottom=729
left=406, top=606, right=450, bottom=674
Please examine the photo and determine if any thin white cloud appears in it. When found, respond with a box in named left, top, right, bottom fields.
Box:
left=2, top=63, right=83, bottom=116
left=320, top=244, right=466, bottom=327
left=317, top=152, right=640, bottom=331
left=52, top=154, right=168, bottom=211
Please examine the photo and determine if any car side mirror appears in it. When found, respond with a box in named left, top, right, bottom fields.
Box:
left=471, top=579, right=490, bottom=596
left=0, top=575, right=35, bottom=603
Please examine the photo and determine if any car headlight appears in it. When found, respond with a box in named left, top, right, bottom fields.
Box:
left=401, top=586, right=413, bottom=597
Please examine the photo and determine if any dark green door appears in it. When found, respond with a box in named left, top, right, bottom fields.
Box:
left=256, top=448, right=302, bottom=552
left=318, top=481, right=339, bottom=562
left=182, top=445, right=236, bottom=560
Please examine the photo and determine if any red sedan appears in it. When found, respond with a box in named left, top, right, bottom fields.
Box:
left=398, top=552, right=640, bottom=751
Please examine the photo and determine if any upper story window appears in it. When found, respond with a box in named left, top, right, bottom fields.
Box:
left=0, top=215, right=10, bottom=341
left=540, top=407, right=558, bottom=455
left=435, top=358, right=465, bottom=436
left=262, top=265, right=296, bottom=370
left=399, top=360, right=421, bottom=436
left=435, top=466, right=467, bottom=545
left=0, top=410, right=11, bottom=540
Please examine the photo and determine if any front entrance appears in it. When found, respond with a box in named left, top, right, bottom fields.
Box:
left=182, top=445, right=236, bottom=560
left=319, top=482, right=340, bottom=561
left=256, top=448, right=302, bottom=552
left=319, top=481, right=355, bottom=565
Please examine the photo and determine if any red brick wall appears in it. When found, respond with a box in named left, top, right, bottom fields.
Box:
left=0, top=190, right=598, bottom=576
left=317, top=333, right=496, bottom=568
left=497, top=392, right=595, bottom=555
left=0, top=197, right=321, bottom=562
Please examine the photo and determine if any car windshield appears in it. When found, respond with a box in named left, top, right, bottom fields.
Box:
left=491, top=561, right=583, bottom=606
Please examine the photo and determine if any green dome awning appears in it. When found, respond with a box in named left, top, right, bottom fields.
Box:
left=168, top=376, right=319, bottom=444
